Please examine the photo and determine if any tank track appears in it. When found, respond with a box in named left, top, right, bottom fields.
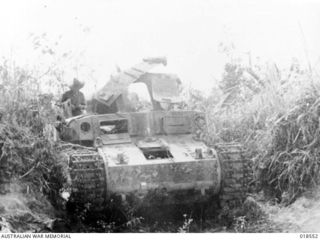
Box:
left=215, top=143, right=253, bottom=208
left=67, top=148, right=107, bottom=211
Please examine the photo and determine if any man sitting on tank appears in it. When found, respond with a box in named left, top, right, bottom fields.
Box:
left=61, top=78, right=86, bottom=116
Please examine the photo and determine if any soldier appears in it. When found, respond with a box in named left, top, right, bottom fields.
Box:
left=61, top=78, right=86, bottom=117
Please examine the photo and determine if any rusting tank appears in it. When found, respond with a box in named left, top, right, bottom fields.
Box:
left=61, top=58, right=252, bottom=213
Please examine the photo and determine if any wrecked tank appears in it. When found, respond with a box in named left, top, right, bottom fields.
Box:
left=60, top=58, right=252, bottom=212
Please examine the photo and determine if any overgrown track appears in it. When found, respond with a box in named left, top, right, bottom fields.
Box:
left=67, top=148, right=107, bottom=212
left=215, top=143, right=253, bottom=208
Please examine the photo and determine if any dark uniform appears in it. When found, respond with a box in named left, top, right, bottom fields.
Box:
left=61, top=89, right=86, bottom=116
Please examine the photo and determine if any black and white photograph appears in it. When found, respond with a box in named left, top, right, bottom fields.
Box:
left=0, top=0, right=319, bottom=236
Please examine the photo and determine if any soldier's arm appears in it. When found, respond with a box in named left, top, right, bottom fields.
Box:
left=61, top=91, right=69, bottom=102
left=79, top=95, right=86, bottom=112
left=80, top=92, right=86, bottom=107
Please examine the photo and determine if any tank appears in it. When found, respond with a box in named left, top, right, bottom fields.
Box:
left=60, top=58, right=252, bottom=212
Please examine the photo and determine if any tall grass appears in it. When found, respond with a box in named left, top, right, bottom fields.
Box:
left=189, top=62, right=320, bottom=203
left=0, top=58, right=68, bottom=208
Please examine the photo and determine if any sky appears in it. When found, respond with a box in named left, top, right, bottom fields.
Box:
left=0, top=0, right=319, bottom=97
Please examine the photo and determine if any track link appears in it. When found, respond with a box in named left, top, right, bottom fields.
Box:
left=215, top=143, right=253, bottom=207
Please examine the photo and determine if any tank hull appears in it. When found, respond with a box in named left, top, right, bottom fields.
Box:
left=67, top=141, right=252, bottom=212
left=68, top=135, right=222, bottom=210
left=101, top=135, right=221, bottom=198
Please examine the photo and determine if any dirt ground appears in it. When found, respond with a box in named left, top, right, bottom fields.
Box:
left=1, top=189, right=320, bottom=233
left=266, top=189, right=320, bottom=232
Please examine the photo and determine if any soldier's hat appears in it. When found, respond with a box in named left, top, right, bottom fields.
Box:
left=70, top=78, right=84, bottom=90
